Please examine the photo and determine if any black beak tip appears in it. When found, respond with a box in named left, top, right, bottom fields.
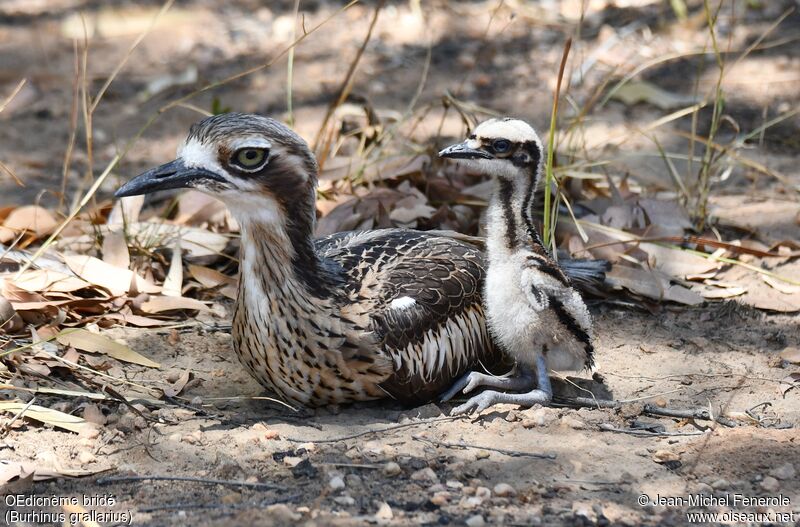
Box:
left=114, top=185, right=136, bottom=199
left=438, top=143, right=462, bottom=159
left=439, top=142, right=491, bottom=161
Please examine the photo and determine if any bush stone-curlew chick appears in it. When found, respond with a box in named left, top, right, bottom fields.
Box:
left=439, top=118, right=595, bottom=414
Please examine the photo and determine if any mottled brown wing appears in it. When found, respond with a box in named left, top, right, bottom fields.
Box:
left=317, top=229, right=500, bottom=404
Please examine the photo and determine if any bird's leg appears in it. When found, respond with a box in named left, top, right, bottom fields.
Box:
left=449, top=354, right=553, bottom=415
left=440, top=363, right=537, bottom=403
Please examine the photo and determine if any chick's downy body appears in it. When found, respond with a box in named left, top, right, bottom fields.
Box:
left=440, top=118, right=596, bottom=414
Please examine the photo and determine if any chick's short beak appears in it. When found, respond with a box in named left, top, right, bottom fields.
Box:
left=438, top=141, right=493, bottom=160
left=114, top=159, right=226, bottom=198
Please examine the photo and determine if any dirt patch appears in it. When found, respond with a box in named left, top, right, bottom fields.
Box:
left=4, top=305, right=798, bottom=525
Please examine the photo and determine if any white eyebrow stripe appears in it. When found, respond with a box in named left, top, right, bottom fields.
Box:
left=229, top=137, right=272, bottom=150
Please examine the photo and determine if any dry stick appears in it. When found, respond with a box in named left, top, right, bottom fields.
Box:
left=413, top=436, right=556, bottom=460
left=312, top=0, right=384, bottom=159
left=598, top=423, right=705, bottom=438
left=97, top=475, right=282, bottom=491
left=283, top=415, right=465, bottom=443
left=554, top=396, right=737, bottom=428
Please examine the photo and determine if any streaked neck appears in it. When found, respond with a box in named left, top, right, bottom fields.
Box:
left=230, top=193, right=341, bottom=300
left=486, top=169, right=544, bottom=256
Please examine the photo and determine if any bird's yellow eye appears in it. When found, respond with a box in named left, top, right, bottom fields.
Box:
left=232, top=148, right=267, bottom=171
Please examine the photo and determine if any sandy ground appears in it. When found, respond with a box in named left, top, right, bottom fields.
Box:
left=3, top=303, right=799, bottom=526
left=1, top=0, right=800, bottom=525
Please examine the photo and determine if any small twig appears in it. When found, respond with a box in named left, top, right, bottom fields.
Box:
left=0, top=78, right=26, bottom=114
left=0, top=396, right=36, bottom=437
left=101, top=385, right=160, bottom=423
left=745, top=401, right=772, bottom=422
left=283, top=415, right=464, bottom=443
left=556, top=478, right=622, bottom=486
left=0, top=159, right=23, bottom=187
left=598, top=423, right=705, bottom=437
left=320, top=462, right=382, bottom=470
left=97, top=475, right=281, bottom=490
left=413, top=436, right=556, bottom=460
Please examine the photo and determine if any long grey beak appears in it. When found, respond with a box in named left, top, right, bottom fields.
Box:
left=438, top=141, right=493, bottom=160
left=114, top=159, right=226, bottom=198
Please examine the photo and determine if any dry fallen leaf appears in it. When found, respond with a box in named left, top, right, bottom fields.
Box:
left=779, top=347, right=800, bottom=365
left=606, top=265, right=704, bottom=305
left=115, top=222, right=230, bottom=259
left=718, top=262, right=800, bottom=312
left=107, top=195, right=144, bottom=226
left=175, top=190, right=227, bottom=225
left=10, top=269, right=89, bottom=293
left=64, top=254, right=160, bottom=297
left=103, top=312, right=173, bottom=327
left=641, top=244, right=721, bottom=278
left=188, top=264, right=237, bottom=299
left=0, top=459, right=104, bottom=487
left=0, top=401, right=93, bottom=434
left=162, top=238, right=183, bottom=298
left=692, top=281, right=747, bottom=299
left=0, top=297, right=25, bottom=333
left=139, top=295, right=208, bottom=314
left=56, top=328, right=160, bottom=368
left=162, top=370, right=192, bottom=398
left=762, top=275, right=800, bottom=295
left=101, top=231, right=130, bottom=270
left=0, top=205, right=59, bottom=243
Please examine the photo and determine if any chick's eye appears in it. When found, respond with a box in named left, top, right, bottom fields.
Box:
left=233, top=148, right=267, bottom=170
left=493, top=139, right=511, bottom=153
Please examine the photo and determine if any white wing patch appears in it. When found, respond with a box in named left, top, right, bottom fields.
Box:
left=390, top=296, right=416, bottom=310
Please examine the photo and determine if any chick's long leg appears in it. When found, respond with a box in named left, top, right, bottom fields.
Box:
left=440, top=363, right=537, bottom=403
left=448, top=355, right=553, bottom=415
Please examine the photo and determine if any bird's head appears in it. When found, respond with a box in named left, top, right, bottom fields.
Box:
left=115, top=113, right=318, bottom=225
left=438, top=118, right=543, bottom=181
